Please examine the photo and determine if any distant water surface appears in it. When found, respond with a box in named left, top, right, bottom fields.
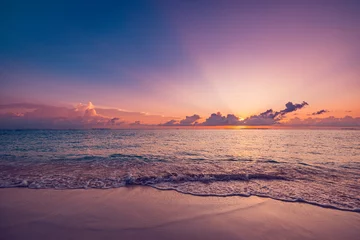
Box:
left=0, top=129, right=359, bottom=211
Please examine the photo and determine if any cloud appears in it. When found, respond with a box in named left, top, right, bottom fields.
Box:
left=271, top=101, right=309, bottom=120
left=74, top=102, right=95, bottom=112
left=281, top=101, right=308, bottom=114
left=201, top=112, right=241, bottom=126
left=0, top=102, right=98, bottom=119
left=0, top=102, right=178, bottom=129
left=311, top=109, right=329, bottom=115
left=286, top=116, right=360, bottom=127
left=179, top=114, right=201, bottom=126
left=160, top=114, right=201, bottom=126
left=108, top=117, right=124, bottom=126
left=242, top=115, right=277, bottom=126
left=0, top=102, right=119, bottom=129
left=159, top=101, right=309, bottom=127
left=127, top=121, right=158, bottom=128
left=161, top=119, right=179, bottom=126
left=130, top=120, right=141, bottom=126
left=242, top=101, right=309, bottom=125
left=1, top=100, right=357, bottom=128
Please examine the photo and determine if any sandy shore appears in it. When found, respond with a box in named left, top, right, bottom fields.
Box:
left=0, top=187, right=359, bottom=240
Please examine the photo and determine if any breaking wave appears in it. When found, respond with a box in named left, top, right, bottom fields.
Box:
left=0, top=156, right=359, bottom=212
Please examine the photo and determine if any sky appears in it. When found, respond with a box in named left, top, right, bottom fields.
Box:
left=1, top=0, right=360, bottom=128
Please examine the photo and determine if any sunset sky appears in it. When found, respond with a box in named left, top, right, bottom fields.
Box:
left=1, top=0, right=360, bottom=128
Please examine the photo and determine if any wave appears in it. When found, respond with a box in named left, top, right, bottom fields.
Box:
left=0, top=171, right=288, bottom=188
left=123, top=172, right=288, bottom=185
left=1, top=173, right=358, bottom=213
left=0, top=158, right=359, bottom=212
left=152, top=186, right=360, bottom=213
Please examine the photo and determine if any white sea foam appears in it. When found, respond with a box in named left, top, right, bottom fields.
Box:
left=0, top=157, right=359, bottom=211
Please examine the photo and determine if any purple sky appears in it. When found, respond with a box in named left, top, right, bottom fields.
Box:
left=1, top=0, right=360, bottom=128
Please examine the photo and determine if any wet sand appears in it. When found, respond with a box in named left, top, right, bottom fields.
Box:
left=0, top=187, right=359, bottom=240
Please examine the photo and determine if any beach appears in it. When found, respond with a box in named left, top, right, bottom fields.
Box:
left=1, top=187, right=359, bottom=240
left=2, top=0, right=360, bottom=239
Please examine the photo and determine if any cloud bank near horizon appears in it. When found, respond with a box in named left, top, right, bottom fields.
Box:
left=0, top=102, right=173, bottom=129
left=0, top=101, right=359, bottom=129
left=286, top=116, right=360, bottom=127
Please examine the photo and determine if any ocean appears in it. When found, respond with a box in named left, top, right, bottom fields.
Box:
left=0, top=129, right=359, bottom=211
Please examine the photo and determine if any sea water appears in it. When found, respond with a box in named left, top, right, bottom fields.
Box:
left=0, top=129, right=359, bottom=211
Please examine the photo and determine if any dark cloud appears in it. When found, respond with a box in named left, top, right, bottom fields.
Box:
left=274, top=101, right=309, bottom=119
left=179, top=114, right=201, bottom=126
left=111, top=117, right=120, bottom=123
left=284, top=101, right=308, bottom=113
left=243, top=101, right=309, bottom=125
left=249, top=101, right=308, bottom=122
left=108, top=117, right=124, bottom=126
left=201, top=112, right=241, bottom=126
left=161, top=119, right=178, bottom=126
left=312, top=109, right=329, bottom=115
left=182, top=101, right=310, bottom=126
left=160, top=114, right=201, bottom=126
left=259, top=109, right=276, bottom=118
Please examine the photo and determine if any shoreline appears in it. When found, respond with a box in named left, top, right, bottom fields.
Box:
left=1, top=187, right=359, bottom=240
left=1, top=185, right=359, bottom=213
left=151, top=186, right=360, bottom=213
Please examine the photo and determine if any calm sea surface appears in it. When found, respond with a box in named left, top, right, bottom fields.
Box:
left=1, top=129, right=359, bottom=211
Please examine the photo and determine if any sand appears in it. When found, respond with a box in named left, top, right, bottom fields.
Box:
left=0, top=187, right=359, bottom=240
